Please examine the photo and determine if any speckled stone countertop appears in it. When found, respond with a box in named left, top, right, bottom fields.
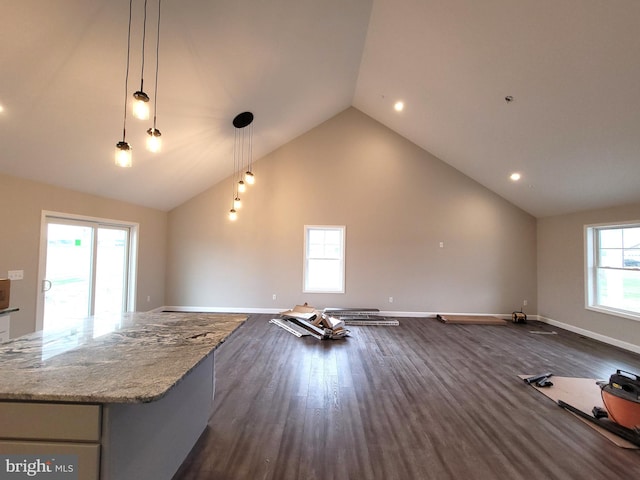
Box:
left=0, top=311, right=247, bottom=404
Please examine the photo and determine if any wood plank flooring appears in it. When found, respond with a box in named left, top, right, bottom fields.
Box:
left=172, top=315, right=640, bottom=479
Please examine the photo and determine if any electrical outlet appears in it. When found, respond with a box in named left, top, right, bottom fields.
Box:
left=523, top=300, right=528, bottom=306
left=272, top=294, right=277, bottom=301
left=439, top=241, right=444, bottom=248
left=8, top=270, right=23, bottom=280
left=389, top=296, right=394, bottom=303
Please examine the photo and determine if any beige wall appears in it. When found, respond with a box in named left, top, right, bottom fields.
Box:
left=538, top=203, right=640, bottom=348
left=0, top=174, right=167, bottom=338
left=167, top=108, right=537, bottom=314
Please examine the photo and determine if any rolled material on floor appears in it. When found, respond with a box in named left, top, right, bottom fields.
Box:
left=437, top=314, right=506, bottom=325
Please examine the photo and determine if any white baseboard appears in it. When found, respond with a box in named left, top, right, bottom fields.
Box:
left=153, top=306, right=514, bottom=319
left=379, top=311, right=517, bottom=319
left=152, top=305, right=284, bottom=314
left=153, top=306, right=640, bottom=354
left=537, top=315, right=640, bottom=355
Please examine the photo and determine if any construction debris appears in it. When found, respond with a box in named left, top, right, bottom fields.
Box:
left=323, top=308, right=399, bottom=326
left=273, top=304, right=350, bottom=340
left=268, top=318, right=312, bottom=337
left=270, top=305, right=401, bottom=339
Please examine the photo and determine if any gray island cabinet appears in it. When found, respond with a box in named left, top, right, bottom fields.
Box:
left=0, top=311, right=247, bottom=480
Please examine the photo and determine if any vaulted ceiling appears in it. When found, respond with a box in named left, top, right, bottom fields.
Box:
left=2, top=0, right=639, bottom=217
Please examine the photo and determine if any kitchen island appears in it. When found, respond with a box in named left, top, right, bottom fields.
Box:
left=0, top=311, right=247, bottom=480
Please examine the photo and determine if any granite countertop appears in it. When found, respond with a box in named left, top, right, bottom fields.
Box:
left=0, top=311, right=247, bottom=404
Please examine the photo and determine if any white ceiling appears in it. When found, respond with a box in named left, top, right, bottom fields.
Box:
left=2, top=0, right=639, bottom=217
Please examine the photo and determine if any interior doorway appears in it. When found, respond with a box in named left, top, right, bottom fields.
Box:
left=36, top=212, right=138, bottom=332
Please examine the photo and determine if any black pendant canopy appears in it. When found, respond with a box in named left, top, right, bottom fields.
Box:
left=233, top=111, right=254, bottom=129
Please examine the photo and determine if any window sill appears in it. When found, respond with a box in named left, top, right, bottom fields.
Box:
left=302, top=290, right=345, bottom=294
left=586, top=305, right=640, bottom=322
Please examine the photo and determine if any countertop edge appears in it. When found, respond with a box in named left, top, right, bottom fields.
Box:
left=0, top=312, right=249, bottom=404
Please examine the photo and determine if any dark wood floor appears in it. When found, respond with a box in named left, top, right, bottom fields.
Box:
left=173, top=314, right=640, bottom=479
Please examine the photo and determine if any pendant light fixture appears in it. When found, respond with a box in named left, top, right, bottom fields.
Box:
left=229, top=111, right=255, bottom=220
left=236, top=112, right=255, bottom=186
left=132, top=0, right=150, bottom=120
left=146, top=0, right=162, bottom=152
left=242, top=123, right=256, bottom=185
left=234, top=111, right=254, bottom=195
left=228, top=133, right=240, bottom=221
left=115, top=0, right=134, bottom=168
left=243, top=121, right=255, bottom=185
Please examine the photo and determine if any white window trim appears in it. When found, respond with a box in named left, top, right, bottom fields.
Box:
left=584, top=220, right=640, bottom=322
left=303, top=225, right=346, bottom=294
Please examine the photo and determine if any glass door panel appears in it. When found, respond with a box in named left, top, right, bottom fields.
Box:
left=95, top=227, right=129, bottom=317
left=44, top=223, right=94, bottom=331
left=42, top=218, right=132, bottom=334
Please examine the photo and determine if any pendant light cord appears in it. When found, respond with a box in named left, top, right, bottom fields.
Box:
left=122, top=0, right=133, bottom=141
left=152, top=0, right=162, bottom=130
left=139, top=0, right=148, bottom=92
left=248, top=123, right=253, bottom=173
left=234, top=128, right=240, bottom=197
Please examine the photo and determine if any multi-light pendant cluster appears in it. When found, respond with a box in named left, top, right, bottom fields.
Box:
left=114, top=3, right=257, bottom=219
left=229, top=112, right=255, bottom=221
left=115, top=0, right=163, bottom=168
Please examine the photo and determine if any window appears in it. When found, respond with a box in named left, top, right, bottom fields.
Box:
left=304, top=226, right=345, bottom=293
left=585, top=222, right=640, bottom=320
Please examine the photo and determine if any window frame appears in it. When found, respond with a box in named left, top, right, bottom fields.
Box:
left=585, top=220, right=640, bottom=321
left=303, top=225, right=346, bottom=294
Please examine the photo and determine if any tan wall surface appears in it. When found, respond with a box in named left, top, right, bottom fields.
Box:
left=0, top=174, right=167, bottom=338
left=167, top=108, right=537, bottom=314
left=538, top=202, right=640, bottom=348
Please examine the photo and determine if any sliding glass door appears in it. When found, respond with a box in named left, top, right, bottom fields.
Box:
left=38, top=214, right=137, bottom=332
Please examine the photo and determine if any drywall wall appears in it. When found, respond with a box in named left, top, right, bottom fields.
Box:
left=0, top=174, right=167, bottom=338
left=167, top=107, right=537, bottom=314
left=538, top=202, right=640, bottom=349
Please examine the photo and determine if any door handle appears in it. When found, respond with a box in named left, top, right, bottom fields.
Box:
left=42, top=280, right=52, bottom=292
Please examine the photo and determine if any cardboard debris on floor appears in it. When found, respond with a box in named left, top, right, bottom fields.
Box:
left=272, top=304, right=350, bottom=340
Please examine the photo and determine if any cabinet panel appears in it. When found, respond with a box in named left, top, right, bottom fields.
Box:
left=0, top=440, right=99, bottom=480
left=0, top=402, right=101, bottom=441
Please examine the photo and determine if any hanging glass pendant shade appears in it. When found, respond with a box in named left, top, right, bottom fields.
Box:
left=146, top=127, right=162, bottom=152
left=115, top=141, right=132, bottom=168
left=133, top=90, right=150, bottom=120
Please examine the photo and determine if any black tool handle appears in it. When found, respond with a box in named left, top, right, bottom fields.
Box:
left=523, top=372, right=553, bottom=384
left=616, top=370, right=640, bottom=382
left=557, top=400, right=640, bottom=447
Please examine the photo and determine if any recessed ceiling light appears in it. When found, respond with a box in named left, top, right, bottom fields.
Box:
left=394, top=101, right=404, bottom=112
left=510, top=172, right=521, bottom=181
